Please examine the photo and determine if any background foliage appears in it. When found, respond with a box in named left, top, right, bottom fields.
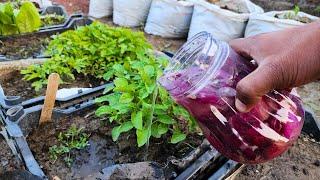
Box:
left=0, top=1, right=41, bottom=36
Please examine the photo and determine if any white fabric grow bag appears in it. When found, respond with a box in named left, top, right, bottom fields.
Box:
left=144, top=0, right=194, bottom=38
left=89, top=0, right=113, bottom=18
left=187, top=0, right=263, bottom=41
left=245, top=11, right=319, bottom=37
left=113, top=0, right=153, bottom=27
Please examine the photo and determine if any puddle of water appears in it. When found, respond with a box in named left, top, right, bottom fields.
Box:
left=71, top=134, right=118, bottom=179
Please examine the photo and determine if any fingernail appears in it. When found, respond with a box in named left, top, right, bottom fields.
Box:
left=235, top=99, right=248, bottom=112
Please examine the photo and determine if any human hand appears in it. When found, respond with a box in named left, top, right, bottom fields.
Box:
left=230, top=21, right=320, bottom=112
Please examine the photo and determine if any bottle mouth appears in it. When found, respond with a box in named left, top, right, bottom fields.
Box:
left=160, top=32, right=229, bottom=97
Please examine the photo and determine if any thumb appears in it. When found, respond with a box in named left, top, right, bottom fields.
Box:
left=235, top=62, right=281, bottom=112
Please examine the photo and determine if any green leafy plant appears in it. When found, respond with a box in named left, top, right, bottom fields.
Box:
left=275, top=5, right=312, bottom=24
left=0, top=1, right=41, bottom=36
left=22, top=22, right=198, bottom=147
left=293, top=5, right=300, bottom=15
left=21, top=22, right=153, bottom=91
left=315, top=6, right=320, bottom=14
left=41, top=13, right=65, bottom=27
left=49, top=124, right=89, bottom=167
left=95, top=55, right=197, bottom=147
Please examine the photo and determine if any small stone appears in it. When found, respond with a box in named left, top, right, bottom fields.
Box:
left=310, top=139, right=316, bottom=143
left=1, top=159, right=8, bottom=166
left=303, top=137, right=308, bottom=142
left=302, top=168, right=309, bottom=175
left=292, top=165, right=299, bottom=172
left=314, top=160, right=320, bottom=167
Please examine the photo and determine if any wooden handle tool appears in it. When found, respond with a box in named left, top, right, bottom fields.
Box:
left=39, top=73, right=60, bottom=125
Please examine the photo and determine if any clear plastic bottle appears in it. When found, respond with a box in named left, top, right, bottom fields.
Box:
left=159, top=32, right=304, bottom=164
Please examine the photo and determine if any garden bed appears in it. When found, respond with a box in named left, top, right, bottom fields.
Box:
left=0, top=16, right=93, bottom=61
left=237, top=133, right=320, bottom=180
left=0, top=70, right=103, bottom=100
left=0, top=69, right=203, bottom=179
left=0, top=34, right=52, bottom=61
left=27, top=112, right=202, bottom=179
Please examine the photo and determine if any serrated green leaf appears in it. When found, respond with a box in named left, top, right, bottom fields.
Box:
left=171, top=131, right=186, bottom=144
left=95, top=106, right=113, bottom=117
left=138, top=88, right=150, bottom=99
left=144, top=65, right=155, bottom=77
left=103, top=84, right=115, bottom=94
left=145, top=83, right=156, bottom=94
left=131, top=111, right=143, bottom=130
left=119, top=93, right=134, bottom=103
left=158, top=115, right=175, bottom=124
left=136, top=128, right=150, bottom=147
left=114, top=77, right=128, bottom=92
left=158, top=123, right=168, bottom=135
left=103, top=70, right=114, bottom=81
left=111, top=126, right=121, bottom=141
left=113, top=103, right=132, bottom=114
left=119, top=121, right=133, bottom=133
left=151, top=123, right=168, bottom=138
left=151, top=124, right=160, bottom=138
left=111, top=122, right=133, bottom=141
left=95, top=93, right=119, bottom=104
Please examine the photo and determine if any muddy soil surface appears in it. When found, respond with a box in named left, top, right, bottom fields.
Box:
left=0, top=70, right=104, bottom=101
left=236, top=133, right=320, bottom=180
left=27, top=109, right=202, bottom=179
left=0, top=136, right=24, bottom=174
left=0, top=33, right=52, bottom=60
left=0, top=70, right=202, bottom=179
left=298, top=82, right=320, bottom=119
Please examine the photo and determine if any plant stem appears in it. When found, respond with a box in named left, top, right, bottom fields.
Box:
left=146, top=85, right=159, bottom=146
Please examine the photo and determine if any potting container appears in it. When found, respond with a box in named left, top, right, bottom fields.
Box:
left=144, top=0, right=194, bottom=38
left=89, top=0, right=113, bottom=18
left=113, top=0, right=152, bottom=27
left=245, top=10, right=319, bottom=37
left=159, top=32, right=305, bottom=164
left=187, top=0, right=263, bottom=41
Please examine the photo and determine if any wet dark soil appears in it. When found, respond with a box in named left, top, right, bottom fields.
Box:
left=0, top=70, right=103, bottom=101
left=0, top=71, right=202, bottom=179
left=0, top=33, right=52, bottom=60
left=26, top=109, right=202, bottom=179
left=236, top=133, right=320, bottom=180
left=0, top=136, right=24, bottom=174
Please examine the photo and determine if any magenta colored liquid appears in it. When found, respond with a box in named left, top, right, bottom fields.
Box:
left=160, top=49, right=304, bottom=164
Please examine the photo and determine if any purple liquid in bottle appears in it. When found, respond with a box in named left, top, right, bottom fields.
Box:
left=159, top=32, right=304, bottom=164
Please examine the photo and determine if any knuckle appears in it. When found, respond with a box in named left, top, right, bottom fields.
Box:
left=236, top=81, right=256, bottom=105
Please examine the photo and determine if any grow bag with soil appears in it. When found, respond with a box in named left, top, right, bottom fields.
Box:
left=144, top=0, right=194, bottom=38
left=187, top=0, right=264, bottom=41
left=245, top=10, right=319, bottom=37
left=88, top=0, right=113, bottom=18
left=113, top=0, right=153, bottom=27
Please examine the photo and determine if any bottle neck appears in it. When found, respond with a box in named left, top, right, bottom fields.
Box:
left=183, top=39, right=230, bottom=97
